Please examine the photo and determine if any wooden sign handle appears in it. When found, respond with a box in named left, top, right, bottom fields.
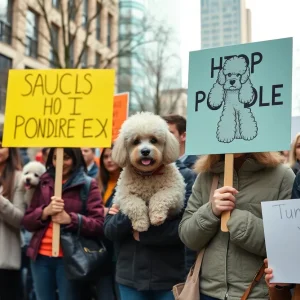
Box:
left=52, top=148, right=63, bottom=257
left=221, top=153, right=234, bottom=232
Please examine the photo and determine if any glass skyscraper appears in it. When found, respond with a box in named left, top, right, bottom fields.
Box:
left=201, top=0, right=251, bottom=49
left=118, top=0, right=147, bottom=112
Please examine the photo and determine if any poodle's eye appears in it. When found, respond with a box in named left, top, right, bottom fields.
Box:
left=228, top=73, right=232, bottom=77
left=237, top=73, right=241, bottom=77
left=150, top=137, right=158, bottom=144
left=133, top=139, right=140, bottom=145
left=34, top=173, right=39, bottom=178
left=24, top=172, right=29, bottom=175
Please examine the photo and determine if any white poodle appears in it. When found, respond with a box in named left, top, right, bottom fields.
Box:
left=112, top=112, right=185, bottom=232
left=208, top=55, right=258, bottom=143
left=22, top=161, right=46, bottom=206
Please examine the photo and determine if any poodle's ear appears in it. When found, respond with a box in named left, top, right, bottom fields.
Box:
left=163, top=131, right=180, bottom=165
left=241, top=67, right=250, bottom=84
left=217, top=69, right=226, bottom=85
left=112, top=134, right=127, bottom=168
left=238, top=78, right=255, bottom=104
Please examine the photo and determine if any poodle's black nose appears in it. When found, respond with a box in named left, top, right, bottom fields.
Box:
left=141, top=148, right=150, bottom=156
left=230, top=80, right=236, bottom=85
left=26, top=178, right=31, bottom=184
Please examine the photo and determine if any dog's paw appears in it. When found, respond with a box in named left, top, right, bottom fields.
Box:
left=217, top=129, right=235, bottom=143
left=149, top=212, right=167, bottom=226
left=132, top=218, right=150, bottom=232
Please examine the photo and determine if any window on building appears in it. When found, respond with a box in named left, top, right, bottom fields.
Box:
left=81, top=47, right=88, bottom=68
left=68, top=38, right=74, bottom=67
left=0, top=54, right=12, bottom=113
left=68, top=0, right=76, bottom=21
left=25, top=9, right=39, bottom=58
left=107, top=14, right=113, bottom=48
left=96, top=3, right=102, bottom=41
left=82, top=0, right=88, bottom=29
left=52, top=0, right=60, bottom=9
left=95, top=53, right=102, bottom=68
left=49, top=24, right=59, bottom=67
left=0, top=0, right=13, bottom=44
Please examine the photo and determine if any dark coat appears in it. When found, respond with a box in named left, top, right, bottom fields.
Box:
left=104, top=211, right=185, bottom=291
left=22, top=170, right=104, bottom=260
left=87, top=163, right=99, bottom=178
left=183, top=155, right=198, bottom=170
left=176, top=160, right=197, bottom=275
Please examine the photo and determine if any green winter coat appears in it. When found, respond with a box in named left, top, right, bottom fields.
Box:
left=179, top=158, right=295, bottom=300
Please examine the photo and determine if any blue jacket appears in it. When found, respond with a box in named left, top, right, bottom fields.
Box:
left=87, top=163, right=99, bottom=178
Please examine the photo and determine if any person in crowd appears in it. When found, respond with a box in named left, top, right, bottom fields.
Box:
left=81, top=148, right=99, bottom=178
left=264, top=170, right=300, bottom=292
left=0, top=132, right=25, bottom=300
left=289, top=133, right=300, bottom=174
left=20, top=147, right=30, bottom=166
left=162, top=114, right=198, bottom=170
left=97, top=145, right=122, bottom=299
left=162, top=115, right=197, bottom=274
left=35, top=148, right=50, bottom=165
left=22, top=148, right=104, bottom=300
left=98, top=145, right=122, bottom=217
left=179, top=152, right=294, bottom=300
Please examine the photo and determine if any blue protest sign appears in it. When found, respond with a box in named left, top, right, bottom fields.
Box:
left=186, top=38, right=293, bottom=155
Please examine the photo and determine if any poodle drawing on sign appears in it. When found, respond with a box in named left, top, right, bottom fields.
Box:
left=208, top=56, right=258, bottom=143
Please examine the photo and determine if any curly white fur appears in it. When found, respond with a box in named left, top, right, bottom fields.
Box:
left=208, top=56, right=258, bottom=143
left=21, top=161, right=46, bottom=206
left=112, top=112, right=185, bottom=232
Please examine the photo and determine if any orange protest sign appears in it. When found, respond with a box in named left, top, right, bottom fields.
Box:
left=112, top=93, right=129, bottom=141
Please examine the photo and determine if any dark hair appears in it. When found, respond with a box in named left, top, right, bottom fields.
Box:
left=42, top=148, right=49, bottom=155
left=0, top=132, right=22, bottom=201
left=97, top=145, right=121, bottom=195
left=162, top=114, right=186, bottom=135
left=46, top=148, right=87, bottom=175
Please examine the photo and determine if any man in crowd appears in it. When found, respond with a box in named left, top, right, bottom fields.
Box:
left=81, top=148, right=99, bottom=178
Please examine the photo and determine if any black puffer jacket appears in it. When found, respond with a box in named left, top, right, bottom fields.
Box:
left=104, top=212, right=185, bottom=291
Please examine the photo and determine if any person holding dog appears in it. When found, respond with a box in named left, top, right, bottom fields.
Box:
left=179, top=152, right=294, bottom=300
left=0, top=132, right=25, bottom=300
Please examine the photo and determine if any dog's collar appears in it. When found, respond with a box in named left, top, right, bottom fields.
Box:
left=132, top=164, right=165, bottom=177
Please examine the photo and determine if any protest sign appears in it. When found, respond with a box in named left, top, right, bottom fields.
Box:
left=3, top=69, right=115, bottom=147
left=262, top=199, right=300, bottom=283
left=186, top=37, right=293, bottom=155
left=186, top=37, right=293, bottom=231
left=112, top=93, right=129, bottom=141
left=3, top=69, right=115, bottom=256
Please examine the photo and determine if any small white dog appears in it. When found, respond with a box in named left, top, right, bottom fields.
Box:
left=112, top=112, right=185, bottom=232
left=22, top=161, right=46, bottom=205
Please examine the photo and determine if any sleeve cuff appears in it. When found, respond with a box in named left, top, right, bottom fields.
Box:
left=196, top=202, right=220, bottom=230
left=65, top=212, right=79, bottom=231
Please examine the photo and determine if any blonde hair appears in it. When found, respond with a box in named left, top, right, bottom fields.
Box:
left=289, top=133, right=300, bottom=168
left=194, top=152, right=284, bottom=173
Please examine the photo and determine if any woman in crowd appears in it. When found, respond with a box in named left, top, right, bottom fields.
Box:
left=22, top=148, right=104, bottom=300
left=289, top=133, right=300, bottom=174
left=97, top=145, right=122, bottom=300
left=98, top=145, right=122, bottom=214
left=0, top=132, right=24, bottom=300
left=179, top=152, right=294, bottom=300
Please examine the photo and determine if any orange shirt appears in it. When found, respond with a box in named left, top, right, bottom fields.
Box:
left=39, top=222, right=63, bottom=257
left=39, top=180, right=67, bottom=257
left=103, top=176, right=118, bottom=205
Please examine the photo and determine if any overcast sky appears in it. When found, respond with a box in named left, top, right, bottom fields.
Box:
left=179, top=0, right=300, bottom=87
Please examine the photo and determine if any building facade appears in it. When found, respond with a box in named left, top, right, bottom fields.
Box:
left=201, top=0, right=251, bottom=49
left=0, top=0, right=118, bottom=122
left=118, top=0, right=146, bottom=112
